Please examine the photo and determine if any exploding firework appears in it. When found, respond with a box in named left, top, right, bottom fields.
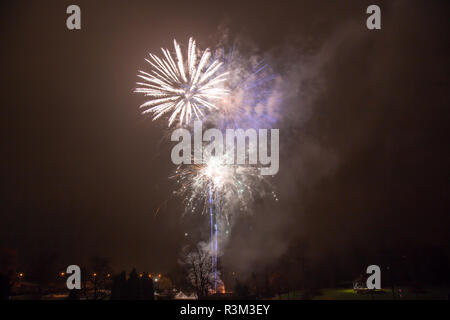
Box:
left=134, top=37, right=281, bottom=293
left=172, top=151, right=276, bottom=291
left=135, top=38, right=229, bottom=127
left=172, top=151, right=276, bottom=219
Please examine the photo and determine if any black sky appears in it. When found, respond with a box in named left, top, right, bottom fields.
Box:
left=1, top=0, right=449, bottom=274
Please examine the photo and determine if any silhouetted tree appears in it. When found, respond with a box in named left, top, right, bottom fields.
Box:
left=111, top=271, right=127, bottom=300
left=127, top=268, right=140, bottom=299
left=28, top=252, right=59, bottom=297
left=249, top=272, right=258, bottom=296
left=89, top=256, right=112, bottom=299
left=111, top=270, right=155, bottom=300
left=140, top=272, right=154, bottom=300
left=234, top=279, right=249, bottom=298
left=0, top=247, right=18, bottom=300
left=180, top=244, right=214, bottom=298
left=0, top=274, right=12, bottom=300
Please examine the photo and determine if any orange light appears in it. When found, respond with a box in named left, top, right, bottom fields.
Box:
left=158, top=274, right=162, bottom=278
left=149, top=274, right=152, bottom=278
left=93, top=273, right=97, bottom=277
left=18, top=273, right=24, bottom=278
left=107, top=273, right=111, bottom=278
left=139, top=273, right=143, bottom=278
left=60, top=272, right=65, bottom=276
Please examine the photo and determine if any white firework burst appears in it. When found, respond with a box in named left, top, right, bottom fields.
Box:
left=172, top=151, right=276, bottom=217
left=135, top=37, right=229, bottom=127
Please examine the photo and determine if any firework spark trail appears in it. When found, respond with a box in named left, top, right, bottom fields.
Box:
left=209, top=185, right=214, bottom=286
left=135, top=38, right=229, bottom=127
left=214, top=215, right=218, bottom=291
left=173, top=151, right=278, bottom=291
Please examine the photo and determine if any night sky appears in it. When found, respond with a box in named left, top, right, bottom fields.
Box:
left=1, top=0, right=449, bottom=274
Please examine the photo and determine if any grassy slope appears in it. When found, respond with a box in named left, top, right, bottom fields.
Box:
left=277, top=287, right=450, bottom=300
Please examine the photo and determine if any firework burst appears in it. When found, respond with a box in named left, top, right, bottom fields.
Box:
left=172, top=151, right=276, bottom=219
left=135, top=38, right=229, bottom=127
